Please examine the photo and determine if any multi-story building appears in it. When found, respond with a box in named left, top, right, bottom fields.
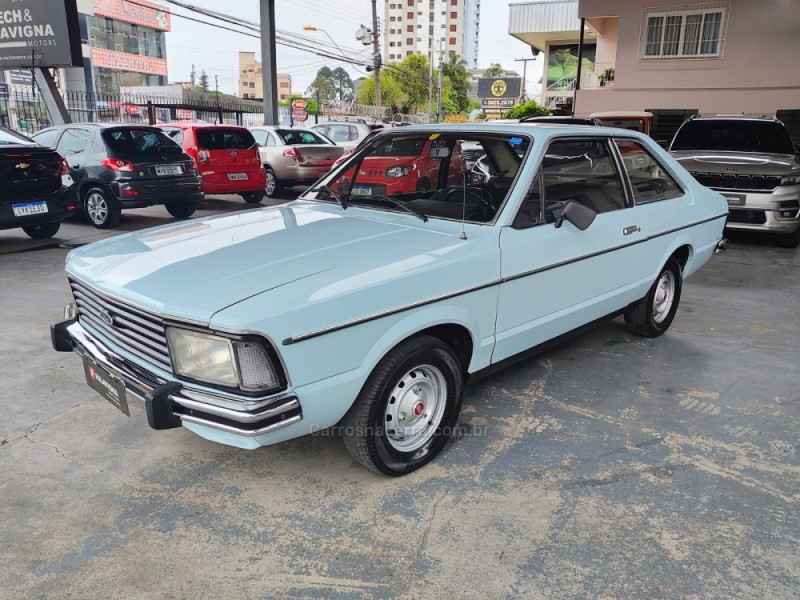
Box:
left=238, top=52, right=292, bottom=102
left=384, top=0, right=481, bottom=67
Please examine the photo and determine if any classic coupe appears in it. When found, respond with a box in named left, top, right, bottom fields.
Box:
left=51, top=124, right=728, bottom=476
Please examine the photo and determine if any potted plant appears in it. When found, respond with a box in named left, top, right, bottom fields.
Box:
left=599, top=67, right=615, bottom=88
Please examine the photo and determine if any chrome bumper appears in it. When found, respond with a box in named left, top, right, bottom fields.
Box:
left=51, top=319, right=303, bottom=437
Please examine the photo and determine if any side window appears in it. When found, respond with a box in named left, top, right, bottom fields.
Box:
left=541, top=139, right=627, bottom=216
left=327, top=125, right=351, bottom=143
left=32, top=129, right=60, bottom=148
left=56, top=128, right=93, bottom=155
left=251, top=129, right=267, bottom=146
left=162, top=127, right=184, bottom=145
left=265, top=133, right=276, bottom=147
left=314, top=125, right=328, bottom=137
left=513, top=171, right=543, bottom=228
left=615, top=140, right=683, bottom=204
left=348, top=125, right=359, bottom=141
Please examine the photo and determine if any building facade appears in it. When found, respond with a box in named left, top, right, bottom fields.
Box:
left=238, top=52, right=292, bottom=102
left=384, top=0, right=480, bottom=67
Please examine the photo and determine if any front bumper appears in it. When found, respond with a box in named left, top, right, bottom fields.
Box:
left=51, top=318, right=302, bottom=437
left=713, top=186, right=800, bottom=235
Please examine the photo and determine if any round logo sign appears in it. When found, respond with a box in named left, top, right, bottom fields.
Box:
left=291, top=99, right=308, bottom=110
left=491, top=80, right=507, bottom=97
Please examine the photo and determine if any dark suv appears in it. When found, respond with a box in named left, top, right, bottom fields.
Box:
left=33, top=124, right=204, bottom=228
left=669, top=116, right=800, bottom=248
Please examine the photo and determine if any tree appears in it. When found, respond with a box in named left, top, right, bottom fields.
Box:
left=484, top=63, right=504, bottom=77
left=504, top=100, right=550, bottom=120
left=442, top=54, right=470, bottom=114
left=331, top=67, right=354, bottom=103
left=357, top=74, right=403, bottom=112
left=198, top=70, right=209, bottom=92
left=306, top=67, right=355, bottom=105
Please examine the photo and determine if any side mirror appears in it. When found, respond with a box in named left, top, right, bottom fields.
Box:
left=554, top=200, right=597, bottom=231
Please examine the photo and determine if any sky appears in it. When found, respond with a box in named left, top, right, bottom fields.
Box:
left=162, top=0, right=545, bottom=99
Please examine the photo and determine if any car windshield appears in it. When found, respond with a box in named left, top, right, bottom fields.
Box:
left=102, top=127, right=182, bottom=154
left=275, top=129, right=328, bottom=145
left=0, top=127, right=35, bottom=145
left=196, top=128, right=256, bottom=150
left=308, top=131, right=531, bottom=224
left=671, top=120, right=795, bottom=154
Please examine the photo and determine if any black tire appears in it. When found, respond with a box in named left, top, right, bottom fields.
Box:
left=265, top=167, right=282, bottom=198
left=624, top=257, right=683, bottom=337
left=165, top=202, right=197, bottom=219
left=83, top=187, right=121, bottom=229
left=774, top=227, right=800, bottom=249
left=241, top=191, right=266, bottom=204
left=341, top=334, right=464, bottom=476
left=415, top=177, right=431, bottom=193
left=22, top=221, right=60, bottom=239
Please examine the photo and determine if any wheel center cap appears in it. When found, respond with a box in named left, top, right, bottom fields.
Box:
left=413, top=402, right=425, bottom=417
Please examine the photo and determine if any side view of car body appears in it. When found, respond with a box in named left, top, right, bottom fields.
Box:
left=52, top=124, right=727, bottom=476
left=0, top=127, right=76, bottom=239
left=311, top=119, right=384, bottom=154
left=249, top=126, right=345, bottom=197
left=159, top=123, right=266, bottom=204
left=33, top=124, right=204, bottom=228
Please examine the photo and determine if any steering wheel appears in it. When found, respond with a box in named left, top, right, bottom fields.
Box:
left=442, top=186, right=496, bottom=215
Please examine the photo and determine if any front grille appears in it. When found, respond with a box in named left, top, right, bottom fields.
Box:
left=728, top=209, right=767, bottom=224
left=70, top=278, right=172, bottom=373
left=692, top=171, right=781, bottom=192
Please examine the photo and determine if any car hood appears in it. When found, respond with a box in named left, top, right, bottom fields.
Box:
left=65, top=202, right=473, bottom=323
left=669, top=150, right=799, bottom=176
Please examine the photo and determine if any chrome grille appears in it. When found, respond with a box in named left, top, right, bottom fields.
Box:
left=70, top=278, right=172, bottom=373
left=691, top=171, right=781, bottom=192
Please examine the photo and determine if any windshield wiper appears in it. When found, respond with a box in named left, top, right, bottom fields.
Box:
left=313, top=183, right=348, bottom=210
left=347, top=194, right=428, bottom=222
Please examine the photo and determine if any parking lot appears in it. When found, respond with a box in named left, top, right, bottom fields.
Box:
left=1, top=193, right=798, bottom=599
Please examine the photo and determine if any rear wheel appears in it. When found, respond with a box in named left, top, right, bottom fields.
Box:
left=165, top=202, right=197, bottom=219
left=265, top=167, right=282, bottom=198
left=774, top=227, right=800, bottom=249
left=241, top=191, right=266, bottom=204
left=624, top=257, right=682, bottom=337
left=83, top=188, right=121, bottom=229
left=22, top=221, right=60, bottom=239
left=341, top=334, right=464, bottom=476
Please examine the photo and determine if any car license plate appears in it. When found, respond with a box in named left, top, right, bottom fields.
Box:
left=83, top=357, right=129, bottom=416
left=155, top=165, right=183, bottom=176
left=351, top=185, right=372, bottom=196
left=12, top=200, right=48, bottom=217
left=723, top=193, right=745, bottom=206
left=228, top=173, right=248, bottom=181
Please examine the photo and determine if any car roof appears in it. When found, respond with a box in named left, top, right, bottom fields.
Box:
left=686, top=115, right=780, bottom=122
left=369, top=122, right=651, bottom=141
left=590, top=111, right=654, bottom=118
left=159, top=122, right=248, bottom=129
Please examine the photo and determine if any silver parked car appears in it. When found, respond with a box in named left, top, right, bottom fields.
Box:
left=250, top=126, right=345, bottom=197
left=310, top=119, right=384, bottom=153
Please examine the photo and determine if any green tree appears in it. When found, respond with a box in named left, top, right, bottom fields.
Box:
left=306, top=74, right=336, bottom=105
left=483, top=63, right=504, bottom=77
left=306, top=67, right=355, bottom=105
left=198, top=70, right=209, bottom=92
left=331, top=67, right=354, bottom=103
left=356, top=75, right=404, bottom=111
left=504, top=100, right=551, bottom=120
left=442, top=54, right=470, bottom=114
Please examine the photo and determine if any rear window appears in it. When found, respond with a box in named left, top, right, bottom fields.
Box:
left=372, top=139, right=427, bottom=157
left=671, top=120, right=795, bottom=154
left=102, top=128, right=181, bottom=154
left=195, top=128, right=256, bottom=150
left=275, top=129, right=328, bottom=145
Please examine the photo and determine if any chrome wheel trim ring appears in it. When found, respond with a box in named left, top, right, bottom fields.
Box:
left=653, top=270, right=676, bottom=323
left=384, top=364, right=448, bottom=453
left=86, top=192, right=108, bottom=225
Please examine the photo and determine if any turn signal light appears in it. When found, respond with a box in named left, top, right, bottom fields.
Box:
left=101, top=158, right=134, bottom=172
left=59, top=158, right=70, bottom=175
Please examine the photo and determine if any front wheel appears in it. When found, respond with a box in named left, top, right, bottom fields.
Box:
left=341, top=334, right=464, bottom=476
left=774, top=226, right=800, bottom=249
left=165, top=202, right=197, bottom=219
left=83, top=188, right=121, bottom=229
left=22, top=221, right=60, bottom=239
left=624, top=257, right=683, bottom=337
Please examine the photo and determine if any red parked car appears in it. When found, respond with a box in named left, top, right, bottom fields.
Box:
left=159, top=123, right=267, bottom=203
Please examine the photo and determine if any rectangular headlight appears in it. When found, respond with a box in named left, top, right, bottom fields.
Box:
left=166, top=328, right=238, bottom=388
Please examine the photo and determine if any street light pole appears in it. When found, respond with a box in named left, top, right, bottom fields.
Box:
left=302, top=26, right=348, bottom=60
left=371, top=0, right=381, bottom=112
left=259, top=0, right=279, bottom=125
left=514, top=57, right=536, bottom=101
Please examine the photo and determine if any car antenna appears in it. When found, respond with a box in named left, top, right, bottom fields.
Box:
left=459, top=171, right=468, bottom=240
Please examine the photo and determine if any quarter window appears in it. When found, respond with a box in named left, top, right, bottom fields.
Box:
left=56, top=128, right=93, bottom=155
left=642, top=7, right=727, bottom=59
left=615, top=140, right=683, bottom=204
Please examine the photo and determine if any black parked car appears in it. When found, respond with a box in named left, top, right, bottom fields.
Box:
left=519, top=115, right=602, bottom=126
left=32, top=124, right=204, bottom=228
left=0, top=127, right=76, bottom=239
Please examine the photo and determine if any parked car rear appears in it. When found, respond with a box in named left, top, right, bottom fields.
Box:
left=0, top=127, right=76, bottom=239
left=32, top=124, right=204, bottom=228
left=160, top=123, right=266, bottom=204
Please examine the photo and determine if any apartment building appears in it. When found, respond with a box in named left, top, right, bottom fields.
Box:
left=384, top=0, right=481, bottom=67
left=238, top=52, right=292, bottom=102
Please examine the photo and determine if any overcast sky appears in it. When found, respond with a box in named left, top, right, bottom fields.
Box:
left=163, top=0, right=544, bottom=98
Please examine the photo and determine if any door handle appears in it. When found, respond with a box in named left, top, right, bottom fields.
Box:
left=623, top=225, right=641, bottom=235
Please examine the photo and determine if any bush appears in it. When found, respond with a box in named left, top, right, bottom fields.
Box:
left=504, top=100, right=551, bottom=120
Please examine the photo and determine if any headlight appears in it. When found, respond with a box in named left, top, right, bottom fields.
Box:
left=779, top=174, right=800, bottom=186
left=385, top=165, right=409, bottom=178
left=166, top=328, right=280, bottom=393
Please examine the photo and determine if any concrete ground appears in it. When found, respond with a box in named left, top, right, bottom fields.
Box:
left=1, top=197, right=798, bottom=599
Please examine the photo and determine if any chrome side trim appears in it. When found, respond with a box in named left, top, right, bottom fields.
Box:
left=179, top=413, right=303, bottom=437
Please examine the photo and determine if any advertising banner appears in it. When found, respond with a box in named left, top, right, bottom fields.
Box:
left=91, top=47, right=168, bottom=76
left=0, top=0, right=82, bottom=68
left=477, top=78, right=522, bottom=100
left=547, top=43, right=597, bottom=87
left=93, top=0, right=171, bottom=32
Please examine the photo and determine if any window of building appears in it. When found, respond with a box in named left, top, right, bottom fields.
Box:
left=642, top=6, right=727, bottom=59
left=407, top=11, right=414, bottom=18
left=449, top=37, right=456, bottom=44
left=451, top=0, right=457, bottom=5
left=407, top=38, right=414, bottom=45
left=408, top=25, right=414, bottom=32
left=450, top=24, right=456, bottom=31
left=104, top=18, right=113, bottom=34
left=450, top=11, right=457, bottom=18
left=390, top=16, right=396, bottom=21
left=408, top=0, right=414, bottom=5
left=407, top=50, right=413, bottom=55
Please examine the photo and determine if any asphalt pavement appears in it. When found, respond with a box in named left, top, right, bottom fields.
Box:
left=1, top=196, right=798, bottom=599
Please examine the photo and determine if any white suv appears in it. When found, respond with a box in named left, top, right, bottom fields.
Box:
left=311, top=120, right=383, bottom=153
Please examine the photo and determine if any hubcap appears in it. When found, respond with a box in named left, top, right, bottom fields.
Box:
left=266, top=171, right=276, bottom=195
left=652, top=270, right=676, bottom=323
left=384, top=364, right=447, bottom=453
left=86, top=193, right=108, bottom=225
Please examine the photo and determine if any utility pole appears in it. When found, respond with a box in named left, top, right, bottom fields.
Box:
left=514, top=57, right=536, bottom=101
left=371, top=0, right=381, bottom=112
left=215, top=74, right=222, bottom=123
left=190, top=63, right=196, bottom=89
left=436, top=40, right=444, bottom=123
left=259, top=0, right=279, bottom=125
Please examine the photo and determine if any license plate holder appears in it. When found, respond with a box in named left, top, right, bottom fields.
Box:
left=83, top=357, right=129, bottom=416
left=12, top=200, right=48, bottom=217
left=155, top=165, right=183, bottom=176
left=351, top=185, right=372, bottom=196
left=228, top=173, right=248, bottom=181
left=723, top=193, right=745, bottom=206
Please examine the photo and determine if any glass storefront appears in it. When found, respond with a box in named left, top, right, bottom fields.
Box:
left=88, top=15, right=166, bottom=59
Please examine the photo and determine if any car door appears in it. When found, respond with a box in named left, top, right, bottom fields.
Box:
left=493, top=136, right=653, bottom=363
left=55, top=127, right=94, bottom=186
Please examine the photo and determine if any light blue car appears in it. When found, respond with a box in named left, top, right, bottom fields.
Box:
left=52, top=124, right=728, bottom=476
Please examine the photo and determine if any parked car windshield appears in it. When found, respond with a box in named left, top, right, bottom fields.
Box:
left=671, top=120, right=795, bottom=154
left=102, top=127, right=182, bottom=154
left=275, top=129, right=328, bottom=145
left=196, top=128, right=256, bottom=150
left=0, top=126, right=35, bottom=145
